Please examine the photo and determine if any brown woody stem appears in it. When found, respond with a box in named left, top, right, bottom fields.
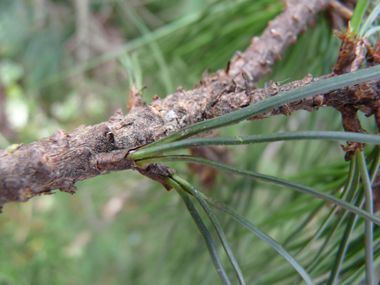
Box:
left=1, top=0, right=346, bottom=211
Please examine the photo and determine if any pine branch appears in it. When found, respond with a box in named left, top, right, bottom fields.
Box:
left=229, top=0, right=327, bottom=85
left=2, top=0, right=368, bottom=211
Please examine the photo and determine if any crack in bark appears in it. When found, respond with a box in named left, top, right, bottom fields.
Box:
left=9, top=0, right=375, bottom=212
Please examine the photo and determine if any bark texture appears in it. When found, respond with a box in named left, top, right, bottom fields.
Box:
left=230, top=0, right=327, bottom=85
left=5, top=0, right=370, bottom=212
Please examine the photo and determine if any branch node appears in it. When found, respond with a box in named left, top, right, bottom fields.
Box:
left=136, top=163, right=175, bottom=191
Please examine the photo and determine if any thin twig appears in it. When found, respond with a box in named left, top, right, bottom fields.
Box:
left=3, top=0, right=371, bottom=212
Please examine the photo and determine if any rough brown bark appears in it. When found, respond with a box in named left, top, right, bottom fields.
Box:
left=4, top=0, right=368, bottom=212
left=229, top=0, right=327, bottom=86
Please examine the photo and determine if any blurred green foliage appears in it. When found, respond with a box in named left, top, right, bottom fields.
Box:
left=0, top=0, right=379, bottom=284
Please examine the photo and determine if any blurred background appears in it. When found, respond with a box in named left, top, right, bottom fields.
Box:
left=0, top=0, right=378, bottom=284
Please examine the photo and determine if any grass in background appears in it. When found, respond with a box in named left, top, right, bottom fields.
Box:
left=0, top=0, right=379, bottom=284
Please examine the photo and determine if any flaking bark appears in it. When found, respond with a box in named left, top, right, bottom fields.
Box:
left=229, top=0, right=328, bottom=86
left=5, top=0, right=373, bottom=211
